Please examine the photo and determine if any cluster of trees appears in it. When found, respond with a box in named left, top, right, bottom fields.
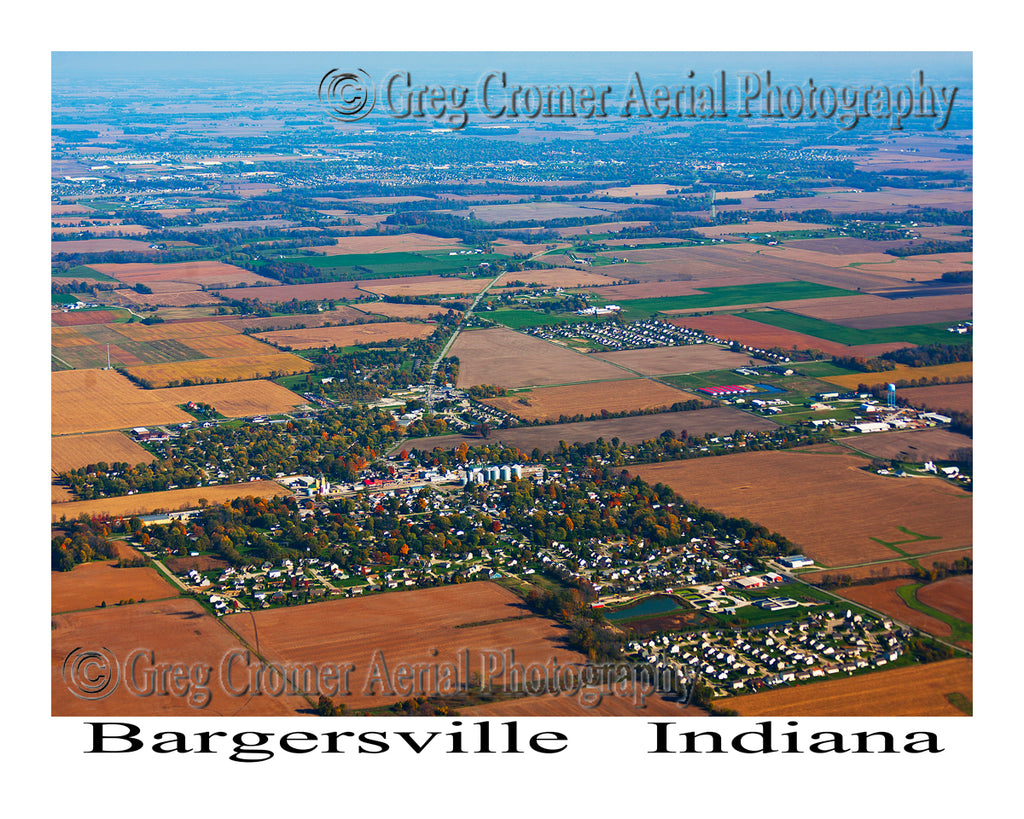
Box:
left=885, top=240, right=972, bottom=257
left=880, top=343, right=972, bottom=368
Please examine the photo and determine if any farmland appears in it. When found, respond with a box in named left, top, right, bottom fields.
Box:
left=51, top=431, right=156, bottom=473
left=51, top=480, right=292, bottom=521
left=819, top=361, right=973, bottom=390
left=52, top=369, right=193, bottom=435
left=451, top=326, right=627, bottom=388
left=402, top=407, right=778, bottom=454
left=739, top=310, right=968, bottom=349
left=158, top=380, right=307, bottom=416
left=589, top=345, right=756, bottom=375
left=255, top=321, right=437, bottom=350
left=124, top=352, right=315, bottom=387
left=723, top=658, right=972, bottom=716
left=898, top=382, right=974, bottom=415
left=89, top=260, right=277, bottom=288
left=834, top=579, right=961, bottom=639
left=916, top=575, right=973, bottom=623
left=224, top=582, right=591, bottom=711
left=835, top=428, right=973, bottom=462
left=631, top=448, right=973, bottom=567
left=481, top=379, right=692, bottom=422
left=51, top=598, right=307, bottom=716
left=52, top=561, right=178, bottom=613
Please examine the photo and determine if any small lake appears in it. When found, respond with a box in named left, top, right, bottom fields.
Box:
left=603, top=594, right=683, bottom=621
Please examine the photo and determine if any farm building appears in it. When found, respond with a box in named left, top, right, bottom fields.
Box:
left=778, top=555, right=814, bottom=569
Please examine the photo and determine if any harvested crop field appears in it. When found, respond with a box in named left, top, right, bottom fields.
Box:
left=52, top=369, right=193, bottom=435
left=51, top=431, right=156, bottom=473
left=834, top=579, right=955, bottom=637
left=217, top=307, right=371, bottom=330
left=157, top=380, right=307, bottom=417
left=52, top=561, right=177, bottom=613
left=451, top=327, right=626, bottom=389
left=590, top=345, right=755, bottom=375
left=899, top=382, right=973, bottom=415
left=819, top=361, right=972, bottom=390
left=482, top=379, right=691, bottom=422
left=693, top=220, right=833, bottom=237
left=52, top=310, right=124, bottom=327
left=458, top=692, right=701, bottom=717
left=117, top=288, right=226, bottom=308
left=630, top=449, right=972, bottom=567
left=360, top=275, right=491, bottom=298
left=310, top=233, right=465, bottom=253
left=780, top=293, right=972, bottom=329
left=124, top=352, right=315, bottom=387
left=717, top=186, right=973, bottom=214
left=255, top=321, right=436, bottom=349
left=494, top=268, right=624, bottom=289
left=356, top=302, right=463, bottom=320
left=836, top=428, right=973, bottom=462
left=724, top=658, right=972, bottom=716
left=51, top=480, right=291, bottom=521
left=218, top=281, right=364, bottom=302
left=917, top=575, right=972, bottom=624
left=90, top=260, right=277, bottom=288
left=402, top=407, right=778, bottom=455
left=224, top=582, right=590, bottom=711
left=446, top=201, right=635, bottom=222
left=51, top=598, right=306, bottom=716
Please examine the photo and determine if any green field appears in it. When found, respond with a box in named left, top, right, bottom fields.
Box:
left=741, top=310, right=968, bottom=347
left=486, top=309, right=599, bottom=329
left=607, top=281, right=862, bottom=321
left=660, top=368, right=838, bottom=401
left=52, top=293, right=80, bottom=305
left=277, top=251, right=509, bottom=281
left=895, top=582, right=972, bottom=643
left=53, top=264, right=119, bottom=282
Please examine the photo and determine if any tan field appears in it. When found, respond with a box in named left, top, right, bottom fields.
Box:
left=255, top=321, right=436, bottom=349
left=157, top=380, right=307, bottom=417
left=899, top=382, right=973, bottom=415
left=493, top=267, right=624, bottom=289
left=308, top=233, right=465, bottom=253
left=631, top=448, right=972, bottom=567
left=360, top=275, right=492, bottom=298
left=124, top=352, right=315, bottom=387
left=52, top=369, right=193, bottom=435
left=51, top=480, right=292, bottom=521
left=820, top=361, right=972, bottom=390
left=90, top=260, right=278, bottom=288
left=483, top=379, right=690, bottom=422
left=590, top=345, right=755, bottom=376
left=52, top=431, right=156, bottom=473
left=451, top=326, right=627, bottom=389
left=52, top=561, right=178, bottom=613
left=724, top=658, right=972, bottom=716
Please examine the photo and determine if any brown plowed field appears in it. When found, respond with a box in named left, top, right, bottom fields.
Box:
left=52, top=239, right=157, bottom=255
left=724, top=658, right=972, bottom=716
left=899, top=383, right=973, bottom=415
left=717, top=186, right=972, bottom=214
left=451, top=327, right=626, bottom=389
left=667, top=314, right=858, bottom=357
left=51, top=431, right=156, bottom=473
left=553, top=220, right=651, bottom=237
left=459, top=692, right=703, bottom=716
left=590, top=345, right=754, bottom=375
left=124, top=352, right=315, bottom=387
left=51, top=598, right=307, bottom=716
left=157, top=380, right=307, bottom=417
left=217, top=307, right=369, bottom=330
left=916, top=575, right=972, bottom=623
left=360, top=275, right=491, bottom=298
left=52, top=223, right=151, bottom=236
left=255, top=321, right=436, bottom=349
left=52, top=310, right=124, bottom=327
left=52, top=369, right=193, bottom=435
left=494, top=268, right=623, bottom=289
left=917, top=549, right=973, bottom=573
left=52, top=562, right=178, bottom=613
left=801, top=562, right=916, bottom=584
left=117, top=289, right=226, bottom=308
left=309, top=233, right=465, bottom=253
left=218, top=281, right=363, bottom=302
left=51, top=480, right=292, bottom=521
left=631, top=449, right=972, bottom=567
left=402, top=407, right=778, bottom=455
left=356, top=302, right=463, bottom=320
left=832, top=579, right=952, bottom=637
left=776, top=293, right=972, bottom=324
left=820, top=362, right=972, bottom=390
left=482, top=379, right=691, bottom=422
left=224, top=582, right=591, bottom=711
left=836, top=428, right=973, bottom=462
left=694, top=220, right=832, bottom=237
left=90, top=260, right=277, bottom=288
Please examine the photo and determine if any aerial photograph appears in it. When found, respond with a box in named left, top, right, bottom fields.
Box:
left=50, top=50, right=974, bottom=724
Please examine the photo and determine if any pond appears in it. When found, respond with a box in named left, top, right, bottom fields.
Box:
left=603, top=594, right=684, bottom=621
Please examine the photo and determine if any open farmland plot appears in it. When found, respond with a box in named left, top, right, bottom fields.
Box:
left=217, top=281, right=363, bottom=302
left=724, top=658, right=972, bottom=716
left=898, top=382, right=973, bottom=415
left=51, top=430, right=156, bottom=473
left=355, top=302, right=463, bottom=320
left=445, top=201, right=636, bottom=222
left=359, top=275, right=492, bottom=298
left=834, top=579, right=958, bottom=638
left=494, top=268, right=624, bottom=289
left=157, top=380, right=307, bottom=417
left=309, top=233, right=466, bottom=253
left=458, top=691, right=699, bottom=716
left=52, top=369, right=193, bottom=435
left=402, top=407, right=778, bottom=455
left=125, top=352, right=315, bottom=387
left=482, top=379, right=693, bottom=422
left=693, top=220, right=833, bottom=237
left=51, top=480, right=292, bottom=521
left=90, top=260, right=278, bottom=288
left=255, top=321, right=436, bottom=349
left=836, top=428, right=973, bottom=463
left=916, top=575, right=972, bottom=623
left=451, top=327, right=627, bottom=389
left=820, top=361, right=972, bottom=390
left=740, top=310, right=965, bottom=349
left=716, top=186, right=973, bottom=214
left=52, top=561, right=178, bottom=613
left=776, top=293, right=973, bottom=329
left=51, top=309, right=126, bottom=327
left=224, top=582, right=592, bottom=711
left=218, top=307, right=371, bottom=330
left=51, top=238, right=158, bottom=255
left=589, top=346, right=755, bottom=376
left=610, top=282, right=862, bottom=320
left=631, top=449, right=972, bottom=567
left=52, top=599, right=306, bottom=716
